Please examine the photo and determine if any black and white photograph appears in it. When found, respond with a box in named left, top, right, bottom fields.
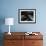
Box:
left=18, top=9, right=36, bottom=24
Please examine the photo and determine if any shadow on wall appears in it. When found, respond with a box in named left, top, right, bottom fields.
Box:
left=0, top=16, right=5, bottom=46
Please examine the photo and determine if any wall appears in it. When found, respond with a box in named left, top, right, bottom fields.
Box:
left=0, top=0, right=46, bottom=46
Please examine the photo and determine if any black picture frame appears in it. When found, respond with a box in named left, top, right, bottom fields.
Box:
left=18, top=9, right=36, bottom=24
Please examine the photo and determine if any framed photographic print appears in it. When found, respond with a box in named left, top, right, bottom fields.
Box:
left=18, top=9, right=36, bottom=24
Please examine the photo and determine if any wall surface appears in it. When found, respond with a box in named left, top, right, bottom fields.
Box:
left=0, top=0, right=46, bottom=32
